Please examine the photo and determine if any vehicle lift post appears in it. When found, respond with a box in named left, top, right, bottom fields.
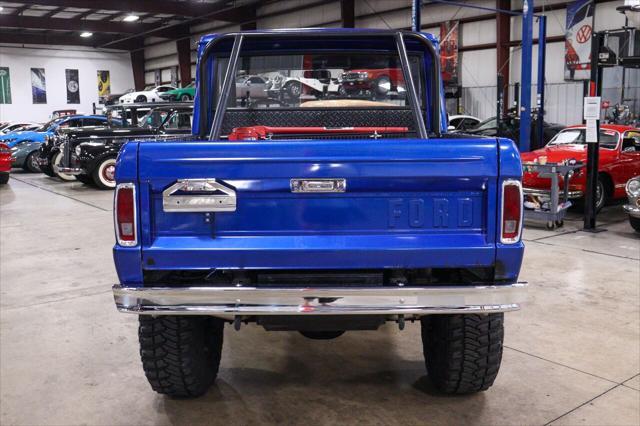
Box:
left=583, top=30, right=604, bottom=231
left=535, top=14, right=547, bottom=151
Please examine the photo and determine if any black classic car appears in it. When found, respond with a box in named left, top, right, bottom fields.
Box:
left=460, top=113, right=564, bottom=150
left=49, top=103, right=193, bottom=188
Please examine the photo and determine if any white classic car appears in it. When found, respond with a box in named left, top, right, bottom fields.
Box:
left=118, top=85, right=177, bottom=104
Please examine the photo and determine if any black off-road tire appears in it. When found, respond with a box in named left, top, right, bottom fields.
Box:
left=138, top=316, right=224, bottom=398
left=0, top=173, right=9, bottom=184
left=630, top=216, right=640, bottom=233
left=421, top=313, right=504, bottom=394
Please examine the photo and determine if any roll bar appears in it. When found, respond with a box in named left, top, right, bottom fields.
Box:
left=198, top=30, right=441, bottom=140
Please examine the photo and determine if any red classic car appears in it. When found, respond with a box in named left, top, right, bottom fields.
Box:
left=0, top=142, right=11, bottom=184
left=521, top=124, right=640, bottom=210
left=340, top=68, right=404, bottom=96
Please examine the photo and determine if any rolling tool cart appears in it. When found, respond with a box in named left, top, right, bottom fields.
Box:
left=522, top=162, right=584, bottom=230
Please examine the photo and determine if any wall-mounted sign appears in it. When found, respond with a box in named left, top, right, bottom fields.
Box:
left=65, top=69, right=80, bottom=104
left=0, top=67, right=11, bottom=104
left=564, top=0, right=595, bottom=80
left=97, top=70, right=111, bottom=99
left=31, top=68, right=47, bottom=104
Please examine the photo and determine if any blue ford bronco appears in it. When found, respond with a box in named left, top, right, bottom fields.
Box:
left=112, top=29, right=525, bottom=398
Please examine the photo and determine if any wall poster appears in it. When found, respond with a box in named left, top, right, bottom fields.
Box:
left=564, top=0, right=595, bottom=80
left=97, top=70, right=111, bottom=99
left=65, top=69, right=80, bottom=104
left=0, top=67, right=11, bottom=104
left=30, top=68, right=47, bottom=104
left=439, top=20, right=459, bottom=86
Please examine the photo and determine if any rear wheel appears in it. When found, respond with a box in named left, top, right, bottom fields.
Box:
left=52, top=151, right=76, bottom=181
left=180, top=93, right=192, bottom=101
left=0, top=173, right=9, bottom=184
left=284, top=81, right=302, bottom=100
left=76, top=174, right=94, bottom=185
left=139, top=316, right=224, bottom=398
left=23, top=152, right=41, bottom=173
left=630, top=216, right=640, bottom=232
left=421, top=313, right=504, bottom=394
left=92, top=157, right=117, bottom=189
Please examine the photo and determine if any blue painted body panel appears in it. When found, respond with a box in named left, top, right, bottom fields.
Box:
left=113, top=30, right=524, bottom=287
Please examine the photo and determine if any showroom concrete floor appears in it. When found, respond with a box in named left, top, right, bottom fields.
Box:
left=1, top=170, right=639, bottom=426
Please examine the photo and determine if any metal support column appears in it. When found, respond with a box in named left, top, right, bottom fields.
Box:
left=496, top=0, right=511, bottom=116
left=535, top=15, right=547, bottom=150
left=412, top=0, right=421, bottom=32
left=519, top=0, right=534, bottom=152
left=583, top=31, right=604, bottom=231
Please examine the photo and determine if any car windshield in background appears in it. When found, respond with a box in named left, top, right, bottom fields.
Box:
left=138, top=110, right=170, bottom=128
left=39, top=118, right=63, bottom=132
left=216, top=52, right=423, bottom=109
left=548, top=129, right=618, bottom=149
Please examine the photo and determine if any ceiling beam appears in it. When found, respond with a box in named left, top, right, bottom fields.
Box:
left=0, top=31, right=142, bottom=50
left=0, top=14, right=159, bottom=34
left=14, top=0, right=244, bottom=19
left=98, top=3, right=257, bottom=48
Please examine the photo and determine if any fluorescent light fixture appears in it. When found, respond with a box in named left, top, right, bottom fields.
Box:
left=80, top=32, right=93, bottom=38
left=123, top=14, right=139, bottom=22
left=0, top=6, right=4, bottom=12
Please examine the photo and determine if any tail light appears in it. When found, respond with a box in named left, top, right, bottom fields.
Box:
left=114, top=183, right=137, bottom=246
left=501, top=179, right=523, bottom=244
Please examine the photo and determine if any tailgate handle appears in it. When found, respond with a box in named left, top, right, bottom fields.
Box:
left=291, top=178, right=346, bottom=193
left=163, top=179, right=236, bottom=212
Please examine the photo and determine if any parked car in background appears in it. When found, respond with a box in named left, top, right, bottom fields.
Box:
left=0, top=143, right=10, bottom=184
left=58, top=104, right=193, bottom=189
left=465, top=115, right=564, bottom=149
left=101, top=89, right=134, bottom=106
left=0, top=122, right=40, bottom=135
left=119, top=85, right=176, bottom=103
left=341, top=67, right=403, bottom=97
left=0, top=115, right=110, bottom=172
left=160, top=83, right=195, bottom=101
left=623, top=176, right=640, bottom=232
left=447, top=114, right=481, bottom=132
left=521, top=124, right=640, bottom=211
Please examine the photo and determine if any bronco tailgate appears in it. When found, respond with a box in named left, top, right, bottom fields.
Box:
left=131, top=137, right=500, bottom=271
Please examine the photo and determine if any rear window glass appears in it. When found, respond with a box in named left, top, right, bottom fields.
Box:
left=215, top=52, right=424, bottom=110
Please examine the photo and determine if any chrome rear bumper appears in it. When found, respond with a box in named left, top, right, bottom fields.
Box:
left=523, top=187, right=583, bottom=199
left=623, top=204, right=640, bottom=218
left=112, top=283, right=527, bottom=316
left=56, top=167, right=83, bottom=175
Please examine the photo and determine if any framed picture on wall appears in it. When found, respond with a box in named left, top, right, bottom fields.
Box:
left=66, top=69, right=80, bottom=104
left=31, top=68, right=47, bottom=104
left=0, top=67, right=11, bottom=104
left=97, top=70, right=111, bottom=101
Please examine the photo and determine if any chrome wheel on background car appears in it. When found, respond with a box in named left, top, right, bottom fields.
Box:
left=52, top=152, right=76, bottom=182
left=180, top=94, right=192, bottom=101
left=92, top=157, right=117, bottom=189
left=23, top=152, right=41, bottom=173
